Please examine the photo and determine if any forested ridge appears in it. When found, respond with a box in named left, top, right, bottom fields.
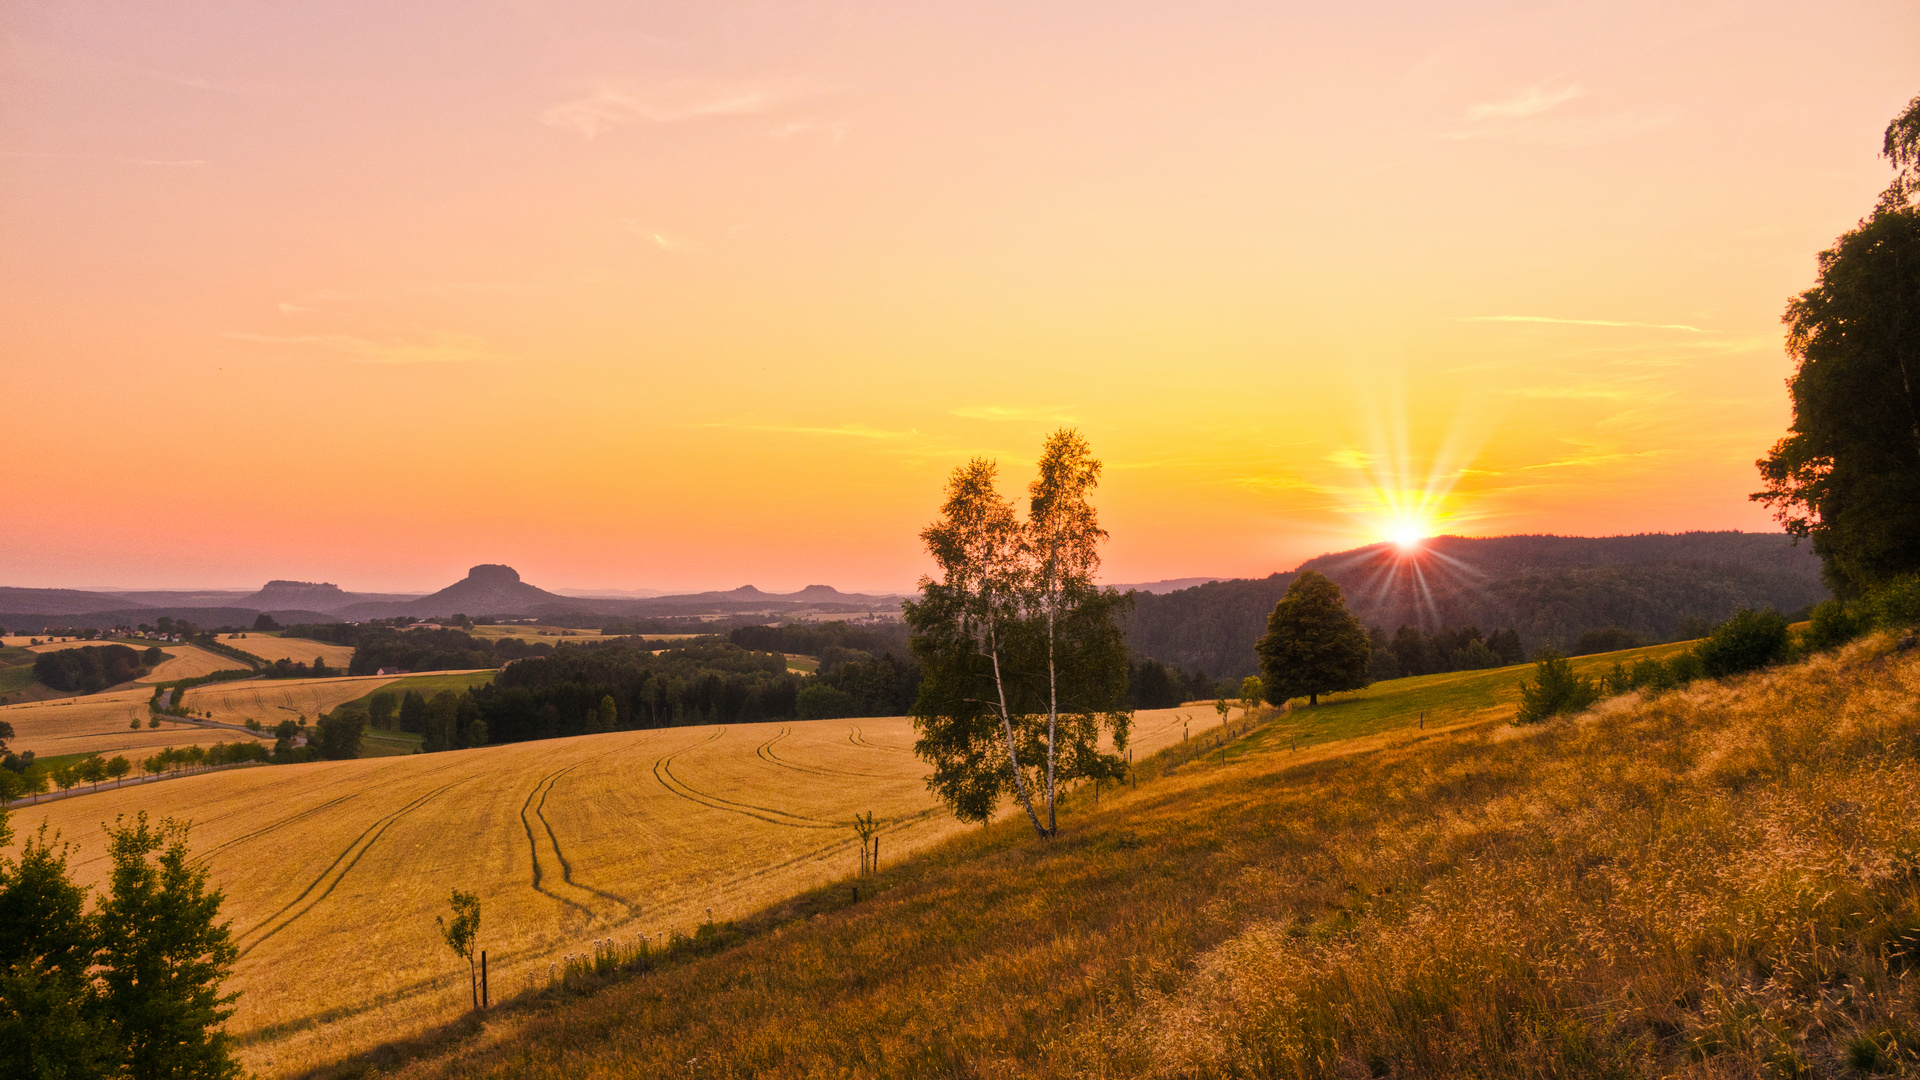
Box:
left=1129, top=531, right=1828, bottom=679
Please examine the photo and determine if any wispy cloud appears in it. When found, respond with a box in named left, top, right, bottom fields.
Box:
left=1467, top=84, right=1581, bottom=121
left=1464, top=315, right=1713, bottom=333
left=1444, top=83, right=1668, bottom=147
left=542, top=83, right=797, bottom=140
left=950, top=404, right=1079, bottom=423
left=622, top=220, right=691, bottom=252
left=224, top=331, right=505, bottom=364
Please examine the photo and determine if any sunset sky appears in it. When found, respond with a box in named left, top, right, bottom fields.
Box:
left=4, top=1, right=1916, bottom=594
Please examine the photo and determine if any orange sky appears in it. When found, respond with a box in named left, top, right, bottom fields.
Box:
left=3, top=1, right=1916, bottom=593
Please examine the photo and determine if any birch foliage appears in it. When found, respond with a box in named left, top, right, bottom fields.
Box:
left=906, top=433, right=1131, bottom=837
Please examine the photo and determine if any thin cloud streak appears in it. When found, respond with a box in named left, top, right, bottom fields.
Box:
left=1467, top=85, right=1581, bottom=121
left=542, top=83, right=799, bottom=140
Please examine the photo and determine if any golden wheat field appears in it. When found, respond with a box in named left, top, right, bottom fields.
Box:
left=0, top=688, right=271, bottom=759
left=1, top=704, right=1229, bottom=1077
left=136, top=643, right=250, bottom=682
left=223, top=634, right=357, bottom=669
left=177, top=674, right=411, bottom=726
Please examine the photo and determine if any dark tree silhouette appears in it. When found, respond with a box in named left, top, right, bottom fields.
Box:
left=1256, top=571, right=1372, bottom=707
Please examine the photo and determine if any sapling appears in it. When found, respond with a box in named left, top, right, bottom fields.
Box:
left=436, top=889, right=483, bottom=1009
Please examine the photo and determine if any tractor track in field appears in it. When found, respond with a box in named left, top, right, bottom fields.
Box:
left=653, top=728, right=840, bottom=829
left=847, top=723, right=908, bottom=752
left=521, top=733, right=661, bottom=915
left=520, top=765, right=594, bottom=916
left=236, top=777, right=469, bottom=957
left=193, top=791, right=361, bottom=865
left=755, top=726, right=883, bottom=778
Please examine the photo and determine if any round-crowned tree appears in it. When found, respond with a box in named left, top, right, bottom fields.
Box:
left=1256, top=571, right=1372, bottom=706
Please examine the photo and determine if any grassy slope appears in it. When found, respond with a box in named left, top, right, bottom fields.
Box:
left=330, top=634, right=1920, bottom=1080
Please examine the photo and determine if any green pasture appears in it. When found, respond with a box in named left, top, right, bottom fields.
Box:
left=1237, top=639, right=1702, bottom=755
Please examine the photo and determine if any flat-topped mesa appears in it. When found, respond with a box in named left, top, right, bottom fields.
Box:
left=464, top=564, right=522, bottom=586
left=259, top=580, right=346, bottom=595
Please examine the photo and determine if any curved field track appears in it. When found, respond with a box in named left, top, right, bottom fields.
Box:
left=219, top=635, right=357, bottom=669
left=1, top=706, right=1232, bottom=1077
left=0, top=689, right=270, bottom=759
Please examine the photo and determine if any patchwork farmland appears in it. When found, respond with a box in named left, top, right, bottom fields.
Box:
left=2, top=705, right=1233, bottom=1076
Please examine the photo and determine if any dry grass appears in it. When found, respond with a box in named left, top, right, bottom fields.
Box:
left=337, top=634, right=1920, bottom=1080
left=0, top=705, right=1233, bottom=1078
left=0, top=688, right=263, bottom=759
left=179, top=674, right=410, bottom=726
left=138, top=643, right=251, bottom=682
left=225, top=634, right=358, bottom=669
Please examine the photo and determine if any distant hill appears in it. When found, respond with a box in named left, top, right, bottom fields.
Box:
left=236, top=580, right=425, bottom=613
left=0, top=607, right=337, bottom=633
left=0, top=587, right=152, bottom=615
left=1, top=565, right=903, bottom=628
left=1106, top=577, right=1224, bottom=595
left=333, top=565, right=570, bottom=620
left=1128, top=531, right=1829, bottom=679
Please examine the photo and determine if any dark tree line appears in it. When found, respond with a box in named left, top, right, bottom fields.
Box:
left=33, top=645, right=148, bottom=693
left=278, top=624, right=556, bottom=675
left=729, top=622, right=923, bottom=720
left=1371, top=624, right=1525, bottom=680
left=1123, top=657, right=1225, bottom=709
left=458, top=640, right=802, bottom=745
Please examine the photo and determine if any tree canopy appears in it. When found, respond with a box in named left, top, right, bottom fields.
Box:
left=1755, top=94, right=1920, bottom=596
left=1255, top=571, right=1371, bottom=706
left=906, top=431, right=1131, bottom=837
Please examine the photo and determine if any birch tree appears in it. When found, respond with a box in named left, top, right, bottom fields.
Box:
left=907, top=432, right=1130, bottom=838
left=906, top=458, right=1046, bottom=834
left=1026, top=430, right=1129, bottom=834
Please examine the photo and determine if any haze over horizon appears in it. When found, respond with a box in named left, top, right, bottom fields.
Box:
left=6, top=1, right=1915, bottom=593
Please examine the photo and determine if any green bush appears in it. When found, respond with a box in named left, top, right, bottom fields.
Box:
left=1515, top=650, right=1599, bottom=723
left=1803, top=599, right=1866, bottom=651
left=1695, top=609, right=1790, bottom=678
left=1867, top=574, right=1920, bottom=629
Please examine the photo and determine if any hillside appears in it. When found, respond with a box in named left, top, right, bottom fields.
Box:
left=0, top=701, right=1223, bottom=1076
left=1130, top=530, right=1828, bottom=677
left=326, top=632, right=1919, bottom=1080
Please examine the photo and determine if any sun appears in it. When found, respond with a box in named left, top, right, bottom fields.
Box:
left=1389, top=523, right=1427, bottom=551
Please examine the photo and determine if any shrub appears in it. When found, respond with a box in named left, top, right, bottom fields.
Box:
left=1866, top=573, right=1920, bottom=629
left=1515, top=650, right=1599, bottom=723
left=1803, top=598, right=1866, bottom=651
left=1696, top=608, right=1790, bottom=678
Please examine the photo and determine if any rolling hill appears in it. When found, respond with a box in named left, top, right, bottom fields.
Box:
left=1129, top=530, right=1828, bottom=678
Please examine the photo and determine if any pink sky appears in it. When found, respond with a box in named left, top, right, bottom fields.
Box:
left=3, top=1, right=1916, bottom=593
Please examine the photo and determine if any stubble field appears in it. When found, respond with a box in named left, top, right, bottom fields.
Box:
left=1, top=704, right=1230, bottom=1077
left=137, top=643, right=252, bottom=682
left=1, top=688, right=272, bottom=759
left=178, top=673, right=421, bottom=726
left=222, top=634, right=358, bottom=669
